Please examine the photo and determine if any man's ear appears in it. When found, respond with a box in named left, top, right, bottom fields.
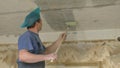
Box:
left=34, top=22, right=38, bottom=27
left=36, top=21, right=40, bottom=24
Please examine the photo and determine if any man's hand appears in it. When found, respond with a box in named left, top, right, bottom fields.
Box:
left=59, top=32, right=67, bottom=41
left=45, top=53, right=57, bottom=61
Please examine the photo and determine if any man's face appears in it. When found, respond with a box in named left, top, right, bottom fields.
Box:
left=37, top=20, right=42, bottom=32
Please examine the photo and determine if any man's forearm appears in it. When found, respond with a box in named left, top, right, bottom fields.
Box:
left=19, top=50, right=49, bottom=63
left=44, top=38, right=63, bottom=54
left=44, top=33, right=66, bottom=54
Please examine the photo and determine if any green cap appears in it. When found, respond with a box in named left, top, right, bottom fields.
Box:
left=21, top=7, right=40, bottom=28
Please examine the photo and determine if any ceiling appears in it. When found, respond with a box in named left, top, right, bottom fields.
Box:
left=0, top=0, right=120, bottom=35
left=0, top=0, right=120, bottom=64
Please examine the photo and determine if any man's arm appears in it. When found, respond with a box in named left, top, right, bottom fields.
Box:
left=19, top=49, right=56, bottom=63
left=44, top=33, right=66, bottom=54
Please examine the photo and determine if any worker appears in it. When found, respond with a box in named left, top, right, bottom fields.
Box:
left=17, top=7, right=66, bottom=68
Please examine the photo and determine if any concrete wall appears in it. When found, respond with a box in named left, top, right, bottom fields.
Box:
left=0, top=29, right=120, bottom=44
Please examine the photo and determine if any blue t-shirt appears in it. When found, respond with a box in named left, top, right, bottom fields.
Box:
left=17, top=30, right=46, bottom=68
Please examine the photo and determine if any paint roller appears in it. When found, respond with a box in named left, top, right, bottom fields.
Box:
left=65, top=22, right=77, bottom=34
left=50, top=21, right=77, bottom=62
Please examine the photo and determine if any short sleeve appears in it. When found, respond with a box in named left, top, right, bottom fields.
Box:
left=18, top=35, right=33, bottom=51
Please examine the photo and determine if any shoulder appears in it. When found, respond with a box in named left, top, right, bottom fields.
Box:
left=18, top=31, right=32, bottom=40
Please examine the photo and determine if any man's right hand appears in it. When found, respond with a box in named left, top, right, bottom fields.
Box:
left=59, top=32, right=67, bottom=41
left=45, top=53, right=57, bottom=61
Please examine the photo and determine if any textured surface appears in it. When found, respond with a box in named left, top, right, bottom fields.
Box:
left=0, top=0, right=120, bottom=35
left=42, top=9, right=76, bottom=31
left=0, top=41, right=120, bottom=68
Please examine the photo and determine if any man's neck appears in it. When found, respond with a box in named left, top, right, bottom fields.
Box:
left=28, top=28, right=38, bottom=34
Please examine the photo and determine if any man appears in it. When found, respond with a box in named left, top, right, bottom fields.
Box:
left=17, top=7, right=66, bottom=68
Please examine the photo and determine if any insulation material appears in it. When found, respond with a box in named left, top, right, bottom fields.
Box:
left=0, top=44, right=18, bottom=68
left=0, top=41, right=120, bottom=68
left=52, top=42, right=108, bottom=63
left=46, top=65, right=98, bottom=68
left=47, top=41, right=120, bottom=68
